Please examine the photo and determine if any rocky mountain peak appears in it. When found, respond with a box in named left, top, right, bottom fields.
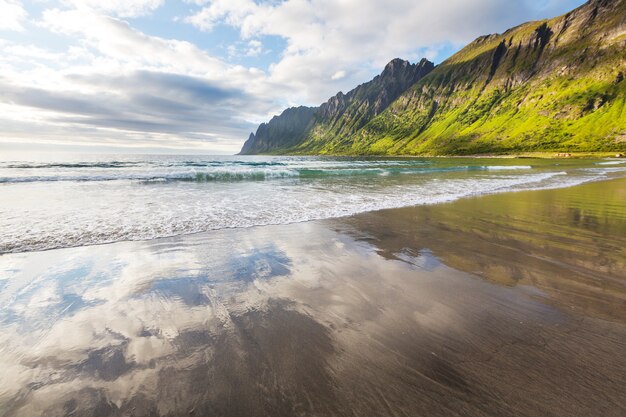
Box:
left=318, top=58, right=434, bottom=120
left=380, top=58, right=433, bottom=79
left=381, top=58, right=410, bottom=75
left=240, top=57, right=435, bottom=154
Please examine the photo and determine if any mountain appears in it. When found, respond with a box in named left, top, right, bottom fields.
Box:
left=239, top=58, right=435, bottom=154
left=239, top=106, right=316, bottom=155
left=240, top=0, right=626, bottom=155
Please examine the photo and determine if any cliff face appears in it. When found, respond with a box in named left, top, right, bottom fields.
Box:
left=241, top=0, right=626, bottom=155
left=299, top=58, right=435, bottom=153
left=238, top=106, right=317, bottom=155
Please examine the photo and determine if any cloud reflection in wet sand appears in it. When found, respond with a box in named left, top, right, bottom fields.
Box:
left=0, top=180, right=625, bottom=416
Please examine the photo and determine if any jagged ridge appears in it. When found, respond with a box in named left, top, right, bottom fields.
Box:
left=241, top=0, right=626, bottom=155
left=239, top=106, right=317, bottom=155
left=239, top=58, right=434, bottom=154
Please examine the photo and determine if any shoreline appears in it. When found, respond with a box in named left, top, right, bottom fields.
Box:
left=3, top=167, right=623, bottom=256
left=243, top=151, right=624, bottom=159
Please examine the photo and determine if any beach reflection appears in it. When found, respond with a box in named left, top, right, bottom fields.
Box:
left=339, top=178, right=626, bottom=322
left=1, top=180, right=625, bottom=417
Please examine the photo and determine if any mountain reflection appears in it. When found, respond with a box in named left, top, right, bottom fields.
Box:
left=337, top=179, right=626, bottom=322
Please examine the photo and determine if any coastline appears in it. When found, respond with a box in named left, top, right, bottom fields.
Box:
left=0, top=178, right=625, bottom=416
left=244, top=152, right=624, bottom=159
left=2, top=155, right=622, bottom=255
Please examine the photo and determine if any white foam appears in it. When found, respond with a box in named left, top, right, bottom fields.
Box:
left=0, top=163, right=613, bottom=254
left=597, top=161, right=626, bottom=165
left=0, top=168, right=301, bottom=183
left=484, top=165, right=532, bottom=170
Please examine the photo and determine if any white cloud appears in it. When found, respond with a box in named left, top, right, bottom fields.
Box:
left=331, top=70, right=346, bottom=80
left=0, top=0, right=585, bottom=152
left=0, top=6, right=278, bottom=152
left=2, top=43, right=63, bottom=61
left=186, top=0, right=257, bottom=32
left=225, top=39, right=267, bottom=59
left=62, top=0, right=164, bottom=17
left=0, top=0, right=27, bottom=31
left=187, top=0, right=584, bottom=103
left=245, top=39, right=263, bottom=57
left=40, top=8, right=226, bottom=76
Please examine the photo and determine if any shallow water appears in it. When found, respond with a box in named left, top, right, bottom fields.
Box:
left=1, top=154, right=625, bottom=253
left=0, top=178, right=624, bottom=416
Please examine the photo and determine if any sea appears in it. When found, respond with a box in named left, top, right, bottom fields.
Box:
left=1, top=154, right=625, bottom=254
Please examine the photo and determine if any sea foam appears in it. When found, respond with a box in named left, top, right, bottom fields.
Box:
left=0, top=156, right=621, bottom=254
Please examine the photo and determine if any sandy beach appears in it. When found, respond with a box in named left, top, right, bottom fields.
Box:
left=0, top=178, right=624, bottom=417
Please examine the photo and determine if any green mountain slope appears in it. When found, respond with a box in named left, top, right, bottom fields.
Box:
left=239, top=59, right=434, bottom=154
left=241, top=0, right=626, bottom=155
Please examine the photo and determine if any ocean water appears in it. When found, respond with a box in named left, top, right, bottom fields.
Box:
left=1, top=154, right=625, bottom=254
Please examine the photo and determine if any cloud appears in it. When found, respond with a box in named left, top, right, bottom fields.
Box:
left=186, top=0, right=257, bottom=32
left=0, top=70, right=270, bottom=150
left=245, top=39, right=264, bottom=57
left=0, top=0, right=585, bottom=152
left=225, top=39, right=267, bottom=59
left=40, top=8, right=226, bottom=76
left=331, top=70, right=346, bottom=81
left=187, top=0, right=585, bottom=103
left=2, top=43, right=63, bottom=61
left=0, top=6, right=283, bottom=152
left=61, top=0, right=164, bottom=17
left=0, top=0, right=27, bottom=31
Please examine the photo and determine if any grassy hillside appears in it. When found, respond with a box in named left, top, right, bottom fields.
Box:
left=249, top=0, right=626, bottom=156
left=240, top=59, right=433, bottom=155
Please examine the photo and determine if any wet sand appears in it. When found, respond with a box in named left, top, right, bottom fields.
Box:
left=0, top=179, right=625, bottom=416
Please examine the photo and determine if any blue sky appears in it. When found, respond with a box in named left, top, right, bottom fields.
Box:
left=0, top=0, right=586, bottom=154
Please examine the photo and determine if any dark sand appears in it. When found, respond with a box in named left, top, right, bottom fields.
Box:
left=0, top=179, right=624, bottom=416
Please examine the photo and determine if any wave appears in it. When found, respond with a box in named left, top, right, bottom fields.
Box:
left=2, top=161, right=142, bottom=169
left=484, top=165, right=532, bottom=170
left=0, top=160, right=296, bottom=170
left=582, top=167, right=626, bottom=174
left=596, top=161, right=626, bottom=165
left=0, top=165, right=540, bottom=183
left=0, top=170, right=607, bottom=255
left=0, top=169, right=301, bottom=183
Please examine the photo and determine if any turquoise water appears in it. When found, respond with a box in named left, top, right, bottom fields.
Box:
left=1, top=154, right=624, bottom=253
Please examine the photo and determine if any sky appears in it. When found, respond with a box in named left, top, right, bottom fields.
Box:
left=0, top=0, right=586, bottom=154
